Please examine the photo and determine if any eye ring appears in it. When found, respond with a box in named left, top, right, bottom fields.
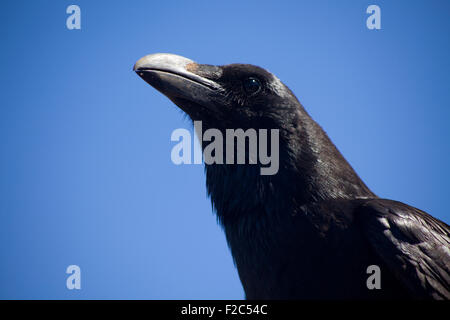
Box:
left=243, top=77, right=262, bottom=95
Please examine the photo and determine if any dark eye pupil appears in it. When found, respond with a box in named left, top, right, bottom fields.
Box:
left=243, top=77, right=261, bottom=94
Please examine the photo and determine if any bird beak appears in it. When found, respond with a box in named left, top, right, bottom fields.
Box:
left=134, top=53, right=224, bottom=117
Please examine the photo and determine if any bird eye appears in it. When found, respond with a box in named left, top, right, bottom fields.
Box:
left=243, top=77, right=261, bottom=94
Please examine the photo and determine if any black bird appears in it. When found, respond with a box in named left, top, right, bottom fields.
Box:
left=134, top=53, right=450, bottom=299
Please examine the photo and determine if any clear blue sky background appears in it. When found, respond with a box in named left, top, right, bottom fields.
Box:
left=0, top=0, right=449, bottom=299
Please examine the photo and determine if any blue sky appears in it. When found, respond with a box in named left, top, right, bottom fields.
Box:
left=0, top=0, right=449, bottom=299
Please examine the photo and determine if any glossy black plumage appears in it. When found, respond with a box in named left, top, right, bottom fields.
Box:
left=134, top=53, right=450, bottom=299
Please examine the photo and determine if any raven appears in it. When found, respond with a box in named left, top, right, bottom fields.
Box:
left=134, top=53, right=450, bottom=299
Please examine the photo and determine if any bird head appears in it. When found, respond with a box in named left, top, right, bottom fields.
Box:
left=133, top=53, right=299, bottom=132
